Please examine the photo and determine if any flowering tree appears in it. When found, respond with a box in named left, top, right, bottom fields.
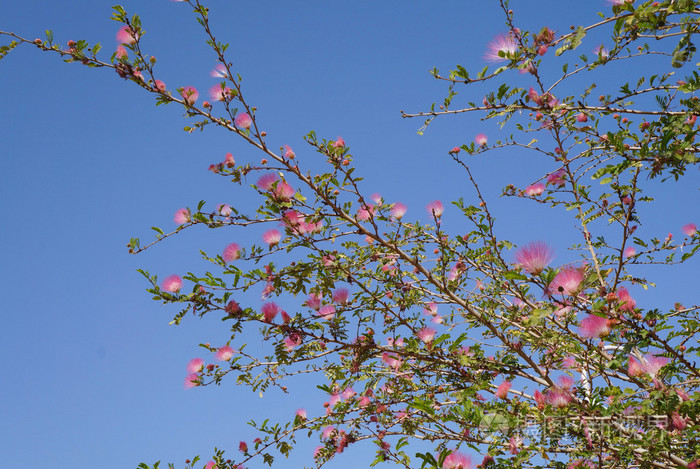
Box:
left=2, top=0, right=700, bottom=468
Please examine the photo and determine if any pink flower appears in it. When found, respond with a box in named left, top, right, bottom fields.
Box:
left=547, top=170, right=566, bottom=187
left=116, top=26, right=136, bottom=45
left=443, top=450, right=472, bottom=469
left=180, top=86, right=198, bottom=106
left=154, top=79, right=166, bottom=92
left=579, top=314, right=610, bottom=338
left=261, top=301, right=279, bottom=323
left=450, top=146, right=461, bottom=154
left=332, top=288, right=349, bottom=304
left=239, top=441, right=248, bottom=453
left=576, top=113, right=588, bottom=122
left=546, top=388, right=572, bottom=408
left=549, top=267, right=585, bottom=296
left=682, top=223, right=697, bottom=236
left=558, top=376, right=574, bottom=389
left=424, top=302, right=438, bottom=316
left=321, top=426, right=336, bottom=439
left=382, top=352, right=402, bottom=370
left=623, top=246, right=636, bottom=258
left=509, top=435, right=523, bottom=455
left=235, top=112, right=252, bottom=130
left=256, top=173, right=278, bottom=191
left=370, top=193, right=383, bottom=204
left=593, top=44, right=609, bottom=59
left=215, top=346, right=234, bottom=361
left=263, top=229, right=281, bottom=246
left=525, top=183, right=545, bottom=196
left=225, top=300, right=241, bottom=315
left=296, top=408, right=307, bottom=419
left=426, top=200, right=444, bottom=217
left=357, top=204, right=374, bottom=221
left=332, top=136, right=346, bottom=148
left=273, top=182, right=295, bottom=200
left=672, top=412, right=687, bottom=431
left=224, top=153, right=235, bottom=167
left=204, top=461, right=216, bottom=469
left=391, top=202, right=407, bottom=219
left=282, top=144, right=296, bottom=159
left=515, top=241, right=554, bottom=274
left=318, top=305, right=336, bottom=320
left=217, top=203, right=232, bottom=216
left=495, top=381, right=512, bottom=399
left=210, top=63, right=228, bottom=78
left=222, top=243, right=241, bottom=262
left=617, top=287, right=636, bottom=312
left=283, top=334, right=301, bottom=351
left=174, top=208, right=191, bottom=225
left=305, top=293, right=322, bottom=310
left=161, top=274, right=183, bottom=293
left=186, top=358, right=204, bottom=373
left=474, top=133, right=488, bottom=147
left=533, top=390, right=545, bottom=408
left=417, top=327, right=437, bottom=344
left=208, top=83, right=232, bottom=101
left=642, top=354, right=668, bottom=377
left=485, top=33, right=518, bottom=62
left=342, top=387, right=356, bottom=399
left=628, top=356, right=644, bottom=377
left=183, top=373, right=200, bottom=389
left=116, top=45, right=128, bottom=59
left=282, top=210, right=302, bottom=227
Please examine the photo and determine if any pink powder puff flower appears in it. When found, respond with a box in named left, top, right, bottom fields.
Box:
left=210, top=63, right=228, bottom=78
left=546, top=388, right=572, bottom=408
left=296, top=408, right=307, bottom=419
left=370, top=193, right=383, bottom=204
left=283, top=334, right=301, bottom=351
left=443, top=450, right=472, bottom=469
left=204, top=461, right=216, bottom=469
left=224, top=152, right=235, bottom=167
left=391, top=202, right=407, bottom=219
left=318, top=305, right=336, bottom=320
left=547, top=170, right=566, bottom=187
left=263, top=229, right=281, bottom=246
left=234, top=112, right=252, bottom=130
left=549, top=267, right=585, bottom=296
left=533, top=389, right=545, bottom=408
left=672, top=412, right=687, bottom=431
left=525, top=183, right=545, bottom=196
left=161, top=274, right=183, bottom=293
left=431, top=315, right=444, bottom=324
left=495, top=381, right=512, bottom=399
left=154, top=79, right=166, bottom=92
left=283, top=145, right=295, bottom=159
left=617, top=287, right=636, bottom=312
left=682, top=223, right=697, bottom=236
left=623, top=246, right=636, bottom=258
left=217, top=204, right=232, bottom=216
left=332, top=136, right=345, bottom=148
left=180, top=86, right=198, bottom=106
left=283, top=209, right=303, bottom=226
left=174, top=208, right=191, bottom=225
left=238, top=441, right=248, bottom=453
left=576, top=113, right=588, bottom=123
left=358, top=396, right=371, bottom=407
left=509, top=434, right=523, bottom=454
left=474, top=133, right=488, bottom=147
left=450, top=146, right=461, bottom=154
left=321, top=426, right=336, bottom=439
left=256, top=173, right=278, bottom=191
left=593, top=44, right=609, bottom=59
left=208, top=83, right=232, bottom=101
left=485, top=33, right=518, bottom=62
left=357, top=204, right=374, bottom=221
left=342, top=387, right=356, bottom=399
left=642, top=354, right=668, bottom=377
left=187, top=358, right=204, bottom=373
left=515, top=241, right=554, bottom=275
left=222, top=243, right=241, bottom=262
left=183, top=373, right=200, bottom=389
left=215, top=345, right=234, bottom=361
left=116, top=26, right=137, bottom=45
left=261, top=301, right=279, bottom=323
left=628, top=356, right=644, bottom=377
left=426, top=200, right=444, bottom=217
left=116, top=45, right=128, bottom=59
left=579, top=314, right=610, bottom=338
left=225, top=300, right=241, bottom=315
left=273, top=182, right=295, bottom=200
left=306, top=293, right=322, bottom=310
left=332, top=288, right=349, bottom=304
left=558, top=376, right=574, bottom=389
left=424, top=302, right=438, bottom=316
left=417, top=327, right=437, bottom=344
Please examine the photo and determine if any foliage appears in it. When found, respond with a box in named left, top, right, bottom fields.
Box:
left=2, top=0, right=700, bottom=468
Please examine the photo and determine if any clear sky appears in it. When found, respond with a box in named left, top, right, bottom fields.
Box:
left=1, top=1, right=697, bottom=468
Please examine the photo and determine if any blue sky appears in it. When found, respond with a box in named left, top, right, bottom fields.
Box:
left=1, top=1, right=697, bottom=468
